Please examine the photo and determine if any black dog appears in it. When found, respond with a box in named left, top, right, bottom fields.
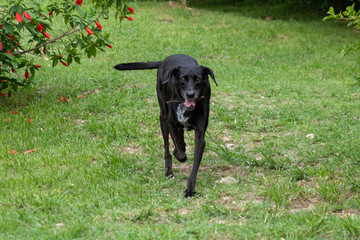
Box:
left=114, top=54, right=217, bottom=197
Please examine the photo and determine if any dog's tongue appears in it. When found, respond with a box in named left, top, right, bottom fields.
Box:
left=184, top=99, right=195, bottom=108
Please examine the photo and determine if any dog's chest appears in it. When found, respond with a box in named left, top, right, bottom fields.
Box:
left=176, top=104, right=190, bottom=130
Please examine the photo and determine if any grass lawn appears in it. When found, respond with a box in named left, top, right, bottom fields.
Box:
left=1, top=1, right=360, bottom=239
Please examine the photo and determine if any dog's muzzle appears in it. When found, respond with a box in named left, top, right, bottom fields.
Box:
left=184, top=99, right=196, bottom=110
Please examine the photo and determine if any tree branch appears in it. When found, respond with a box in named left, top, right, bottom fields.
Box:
left=14, top=27, right=82, bottom=56
left=13, top=8, right=105, bottom=57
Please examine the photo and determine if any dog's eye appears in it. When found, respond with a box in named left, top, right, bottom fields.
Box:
left=180, top=77, right=187, bottom=82
left=195, top=78, right=201, bottom=83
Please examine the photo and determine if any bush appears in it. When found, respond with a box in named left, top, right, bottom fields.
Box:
left=324, top=3, right=360, bottom=87
left=0, top=0, right=135, bottom=97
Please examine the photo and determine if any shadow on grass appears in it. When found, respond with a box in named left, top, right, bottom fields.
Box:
left=181, top=0, right=353, bottom=22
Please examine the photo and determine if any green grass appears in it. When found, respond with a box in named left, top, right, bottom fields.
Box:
left=1, top=1, right=360, bottom=239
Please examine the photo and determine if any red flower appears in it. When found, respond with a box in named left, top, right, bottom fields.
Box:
left=0, top=41, right=2, bottom=51
left=85, top=27, right=93, bottom=35
left=9, top=150, right=18, bottom=154
left=25, top=70, right=29, bottom=79
left=37, top=23, right=44, bottom=32
left=126, top=16, right=133, bottom=21
left=60, top=96, right=71, bottom=102
left=61, top=61, right=68, bottom=67
left=7, top=50, right=12, bottom=55
left=15, top=12, right=23, bottom=23
left=43, top=31, right=50, bottom=39
left=24, top=149, right=38, bottom=154
left=11, top=68, right=15, bottom=73
left=34, top=65, right=42, bottom=68
left=106, top=44, right=113, bottom=48
left=95, top=21, right=102, bottom=30
left=11, top=111, right=17, bottom=114
left=49, top=11, right=53, bottom=16
left=128, top=7, right=135, bottom=13
left=2, top=80, right=6, bottom=83
left=27, top=118, right=33, bottom=123
left=23, top=11, right=31, bottom=20
left=76, top=0, right=83, bottom=6
left=1, top=92, right=5, bottom=97
left=78, top=95, right=85, bottom=98
left=8, top=35, right=14, bottom=40
left=0, top=23, right=3, bottom=29
left=41, top=14, right=44, bottom=17
left=43, top=47, right=46, bottom=54
left=8, top=92, right=12, bottom=98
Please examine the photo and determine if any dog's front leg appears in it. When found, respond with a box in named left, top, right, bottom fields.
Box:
left=160, top=116, right=173, bottom=178
left=169, top=126, right=187, bottom=162
left=185, top=129, right=206, bottom=198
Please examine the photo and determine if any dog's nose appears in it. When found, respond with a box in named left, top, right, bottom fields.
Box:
left=186, top=91, right=195, bottom=99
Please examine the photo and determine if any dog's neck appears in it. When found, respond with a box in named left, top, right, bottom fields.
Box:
left=176, top=104, right=190, bottom=130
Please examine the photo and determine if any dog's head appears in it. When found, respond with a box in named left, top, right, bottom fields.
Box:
left=164, top=65, right=217, bottom=110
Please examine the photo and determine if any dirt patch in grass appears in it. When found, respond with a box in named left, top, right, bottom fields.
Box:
left=223, top=130, right=236, bottom=150
left=331, top=209, right=360, bottom=218
left=117, top=145, right=143, bottom=155
left=173, top=162, right=244, bottom=175
left=287, top=197, right=319, bottom=213
left=211, top=91, right=240, bottom=110
left=157, top=15, right=175, bottom=23
left=81, top=88, right=102, bottom=95
left=76, top=119, right=86, bottom=125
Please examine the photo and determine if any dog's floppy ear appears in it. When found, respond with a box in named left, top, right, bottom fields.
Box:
left=202, top=66, right=218, bottom=86
left=162, top=66, right=180, bottom=84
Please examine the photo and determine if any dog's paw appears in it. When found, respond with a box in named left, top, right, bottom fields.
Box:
left=167, top=174, right=175, bottom=180
left=184, top=188, right=196, bottom=198
left=174, top=149, right=187, bottom=162
left=165, top=171, right=175, bottom=179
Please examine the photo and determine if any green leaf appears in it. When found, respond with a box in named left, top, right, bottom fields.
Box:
left=11, top=61, right=18, bottom=69
left=30, top=67, right=35, bottom=75
left=38, top=19, right=52, bottom=26
left=67, top=55, right=73, bottom=66
left=115, top=10, right=120, bottom=21
left=12, top=83, right=18, bottom=91
left=24, top=24, right=38, bottom=36
left=323, top=15, right=335, bottom=21
left=74, top=57, right=81, bottom=64
left=75, top=4, right=85, bottom=17
left=87, top=45, right=97, bottom=58
left=351, top=76, right=360, bottom=89
left=5, top=54, right=15, bottom=61
left=3, top=23, right=14, bottom=35
left=64, top=15, right=70, bottom=25
left=52, top=57, right=58, bottom=67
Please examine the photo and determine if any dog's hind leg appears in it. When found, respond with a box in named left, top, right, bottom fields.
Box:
left=160, top=116, right=174, bottom=178
left=172, top=127, right=187, bottom=162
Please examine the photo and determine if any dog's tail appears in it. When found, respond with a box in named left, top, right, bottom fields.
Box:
left=113, top=61, right=162, bottom=71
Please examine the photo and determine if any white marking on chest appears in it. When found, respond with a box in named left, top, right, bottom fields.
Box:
left=176, top=104, right=190, bottom=129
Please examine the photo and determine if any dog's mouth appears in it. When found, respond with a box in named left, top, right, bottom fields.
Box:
left=184, top=99, right=196, bottom=110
